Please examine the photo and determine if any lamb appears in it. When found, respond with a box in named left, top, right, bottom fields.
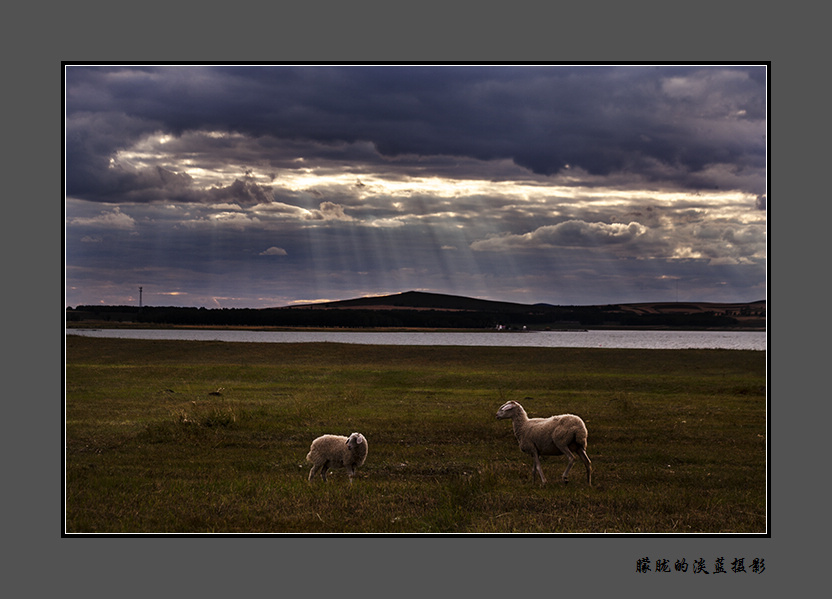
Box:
left=306, top=432, right=368, bottom=483
left=496, top=400, right=592, bottom=486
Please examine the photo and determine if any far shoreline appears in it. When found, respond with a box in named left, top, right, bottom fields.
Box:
left=65, top=320, right=765, bottom=333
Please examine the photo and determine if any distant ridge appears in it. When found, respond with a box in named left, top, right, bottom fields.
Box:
left=67, top=291, right=765, bottom=330
left=286, top=290, right=765, bottom=315
left=288, top=290, right=536, bottom=312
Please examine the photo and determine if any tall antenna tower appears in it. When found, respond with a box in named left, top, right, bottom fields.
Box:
left=139, top=286, right=143, bottom=309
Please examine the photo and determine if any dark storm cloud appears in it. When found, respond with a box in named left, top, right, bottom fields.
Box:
left=208, top=178, right=275, bottom=206
left=66, top=65, right=767, bottom=204
left=65, top=65, right=767, bottom=309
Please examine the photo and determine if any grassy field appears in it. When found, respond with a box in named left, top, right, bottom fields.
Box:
left=64, top=335, right=767, bottom=534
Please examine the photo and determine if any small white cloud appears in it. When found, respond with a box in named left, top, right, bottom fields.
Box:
left=260, top=246, right=288, bottom=256
left=471, top=220, right=647, bottom=251
left=209, top=202, right=244, bottom=211
left=369, top=217, right=405, bottom=228
left=70, top=208, right=136, bottom=230
left=305, top=201, right=355, bottom=221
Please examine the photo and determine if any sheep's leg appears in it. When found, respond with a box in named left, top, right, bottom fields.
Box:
left=531, top=448, right=547, bottom=484
left=559, top=445, right=577, bottom=484
left=578, top=448, right=592, bottom=486
left=309, top=463, right=324, bottom=482
left=347, top=464, right=356, bottom=484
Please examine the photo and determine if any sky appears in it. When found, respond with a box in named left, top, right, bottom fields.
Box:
left=64, top=64, right=767, bottom=309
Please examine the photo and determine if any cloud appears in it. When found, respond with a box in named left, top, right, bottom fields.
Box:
left=65, top=65, right=767, bottom=204
left=259, top=246, right=288, bottom=256
left=208, top=178, right=274, bottom=206
left=70, top=207, right=136, bottom=229
left=755, top=194, right=767, bottom=210
left=305, top=201, right=355, bottom=221
left=471, top=220, right=648, bottom=251
left=64, top=65, right=767, bottom=308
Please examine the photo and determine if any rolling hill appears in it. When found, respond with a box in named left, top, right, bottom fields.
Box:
left=67, top=291, right=766, bottom=330
left=284, top=290, right=766, bottom=329
left=290, top=290, right=764, bottom=315
left=288, top=290, right=541, bottom=312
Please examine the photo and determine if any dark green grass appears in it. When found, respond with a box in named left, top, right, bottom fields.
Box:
left=65, top=336, right=767, bottom=534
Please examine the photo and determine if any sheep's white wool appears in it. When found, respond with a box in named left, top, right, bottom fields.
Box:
left=496, top=400, right=592, bottom=486
left=306, top=432, right=369, bottom=483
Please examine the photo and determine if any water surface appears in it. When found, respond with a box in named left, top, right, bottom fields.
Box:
left=67, top=328, right=766, bottom=351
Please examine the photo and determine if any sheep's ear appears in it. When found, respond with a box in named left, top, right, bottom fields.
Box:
left=355, top=435, right=364, bottom=444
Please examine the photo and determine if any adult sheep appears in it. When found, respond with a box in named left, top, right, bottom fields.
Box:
left=306, top=432, right=368, bottom=483
left=496, top=400, right=592, bottom=486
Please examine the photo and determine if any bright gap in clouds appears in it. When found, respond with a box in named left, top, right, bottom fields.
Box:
left=65, top=165, right=765, bottom=307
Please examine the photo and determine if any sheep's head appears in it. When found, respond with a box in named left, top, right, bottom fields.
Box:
left=346, top=432, right=366, bottom=449
left=496, top=400, right=521, bottom=419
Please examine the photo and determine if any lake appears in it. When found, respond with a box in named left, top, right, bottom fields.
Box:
left=66, top=328, right=766, bottom=351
